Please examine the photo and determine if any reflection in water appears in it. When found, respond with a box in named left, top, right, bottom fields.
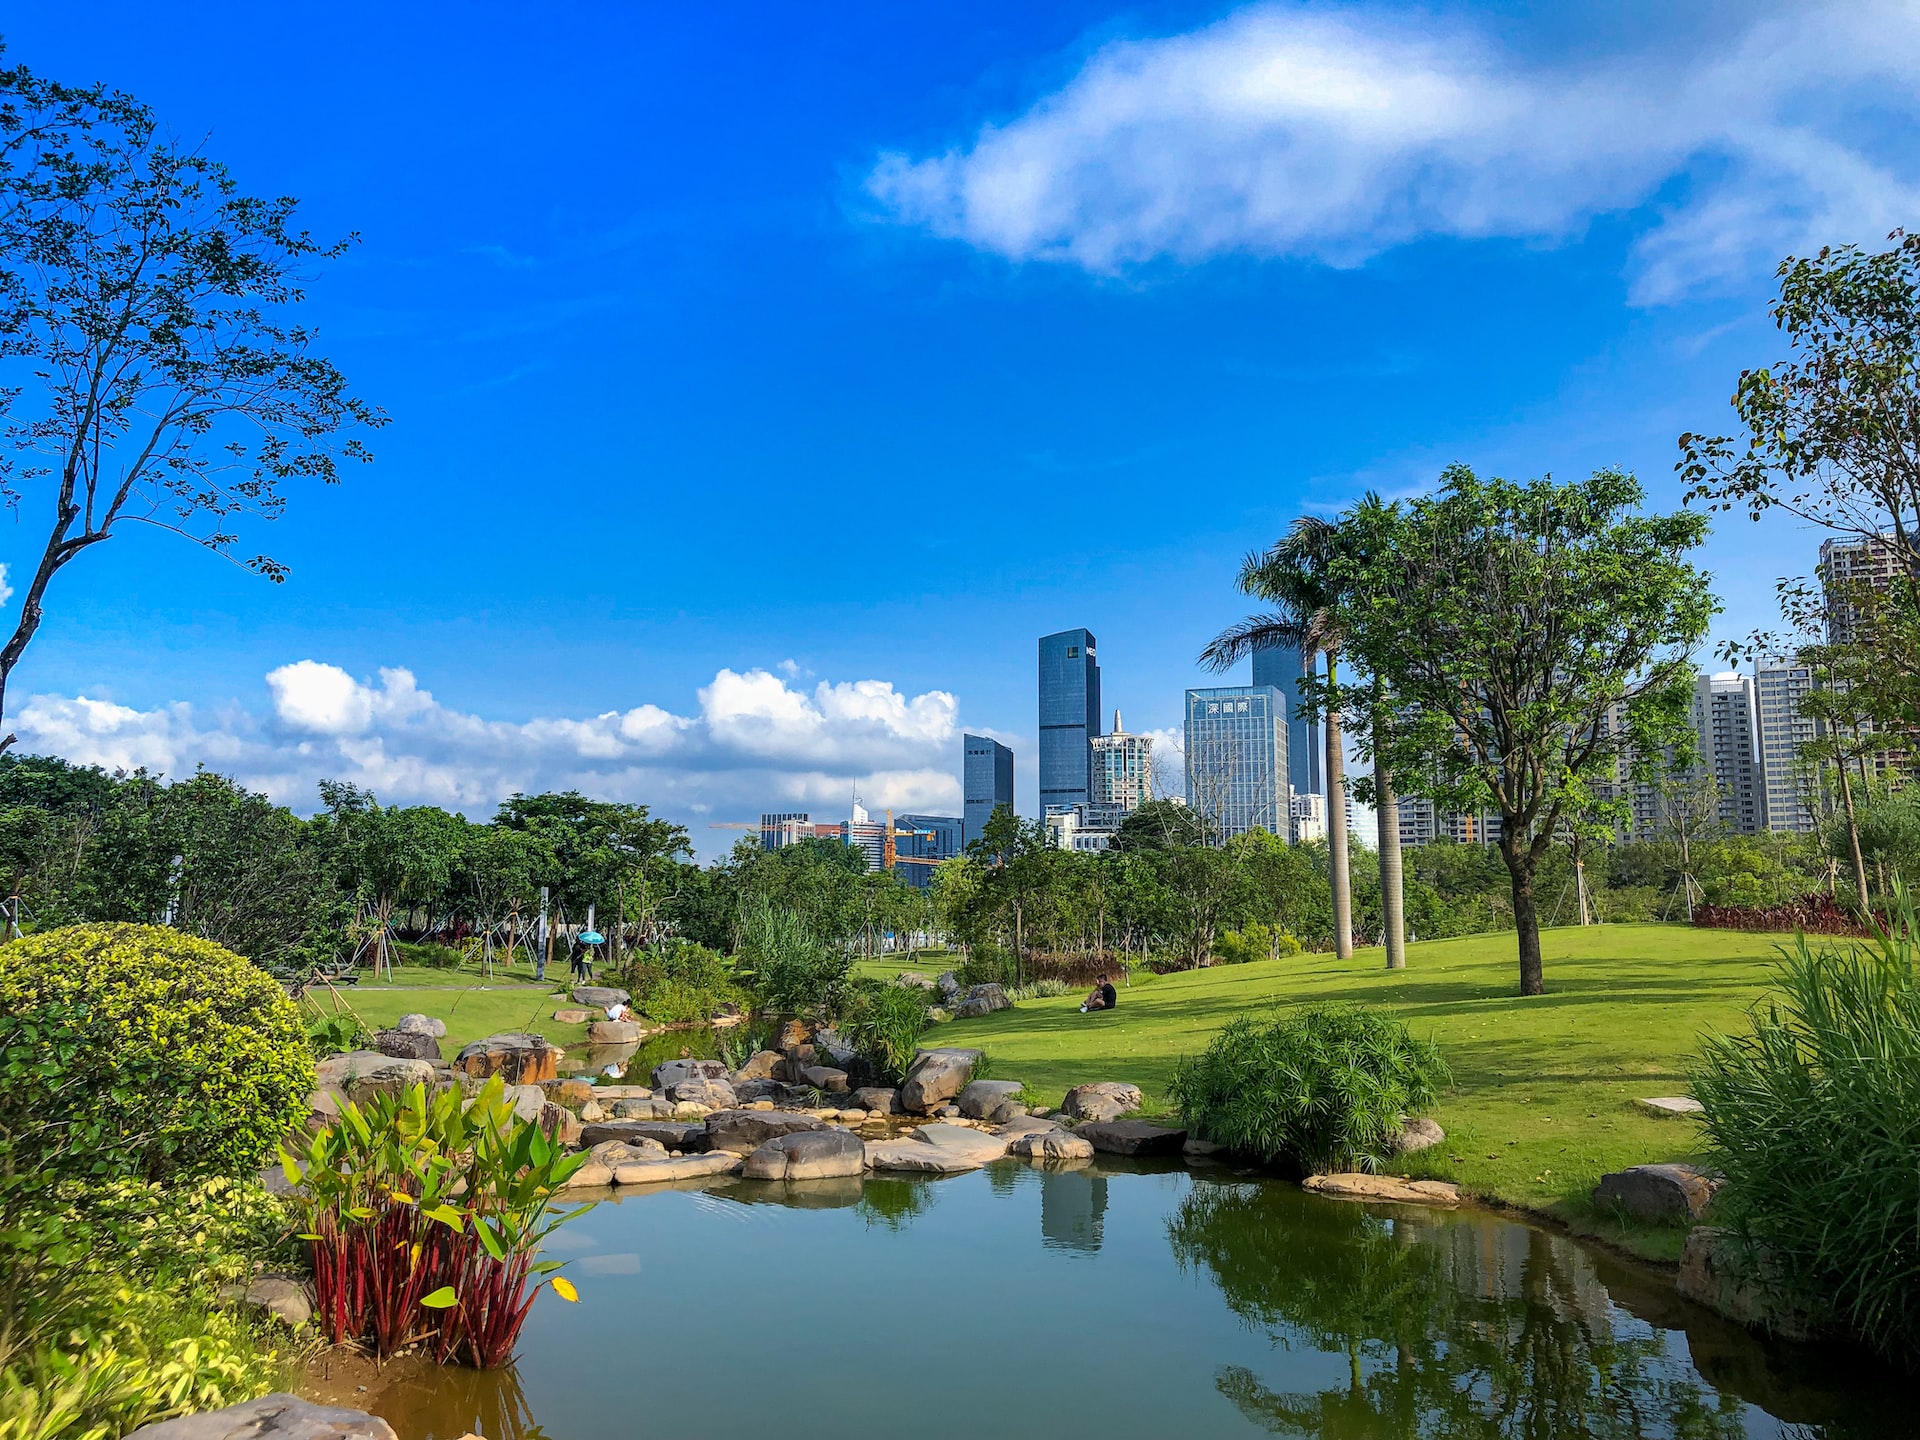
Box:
left=856, top=1175, right=935, bottom=1231
left=1169, top=1179, right=1752, bottom=1440
left=1041, top=1168, right=1108, bottom=1254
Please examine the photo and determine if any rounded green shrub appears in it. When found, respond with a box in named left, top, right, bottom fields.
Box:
left=0, top=923, right=314, bottom=1182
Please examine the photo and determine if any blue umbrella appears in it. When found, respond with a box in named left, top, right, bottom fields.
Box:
left=579, top=930, right=605, bottom=945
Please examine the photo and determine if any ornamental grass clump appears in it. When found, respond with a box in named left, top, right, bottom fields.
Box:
left=837, top=979, right=932, bottom=1084
left=1690, top=897, right=1920, bottom=1364
left=284, top=1078, right=590, bottom=1369
left=1170, top=1005, right=1448, bottom=1174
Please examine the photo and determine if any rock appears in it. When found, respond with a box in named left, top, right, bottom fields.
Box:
left=1075, top=1120, right=1187, bottom=1156
left=542, top=1078, right=597, bottom=1108
left=996, top=1115, right=1059, bottom=1137
left=1640, top=1095, right=1706, bottom=1117
left=672, top=1101, right=713, bottom=1119
left=652, top=1058, right=730, bottom=1091
left=452, top=1033, right=560, bottom=1086
left=538, top=1101, right=582, bottom=1146
left=612, top=1152, right=743, bottom=1185
left=899, top=1047, right=982, bottom=1113
left=863, top=1138, right=983, bottom=1174
left=1061, top=1082, right=1144, bottom=1122
left=953, top=983, right=1013, bottom=1019
left=395, top=1012, right=447, bottom=1038
left=1593, top=1163, right=1720, bottom=1222
left=911, top=1122, right=1009, bottom=1164
left=590, top=1137, right=670, bottom=1166
left=815, top=1029, right=859, bottom=1068
left=510, top=1084, right=546, bottom=1121
left=704, top=1108, right=831, bottom=1154
left=313, top=1050, right=394, bottom=1089
left=1390, top=1117, right=1446, bottom=1155
left=1302, top=1173, right=1462, bottom=1207
left=1675, top=1226, right=1814, bottom=1341
left=1009, top=1128, right=1096, bottom=1162
left=742, top=1128, right=867, bottom=1181
left=553, top=1008, right=592, bottom=1024
left=1183, top=1136, right=1225, bottom=1159
left=937, top=1104, right=962, bottom=1118
left=927, top=1006, right=952, bottom=1024
left=124, top=1394, right=397, bottom=1440
left=959, top=1079, right=1028, bottom=1124
left=895, top=971, right=936, bottom=990
left=776, top=1018, right=815, bottom=1050
left=668, top=1077, right=738, bottom=1109
left=733, top=1049, right=785, bottom=1083
left=936, top=971, right=961, bottom=999
left=851, top=1086, right=900, bottom=1114
left=573, top=985, right=631, bottom=1009
left=802, top=1065, right=851, bottom=1094
left=613, top=1097, right=671, bottom=1119
left=733, top=1078, right=783, bottom=1103
left=588, top=1019, right=641, bottom=1044
left=580, top=1119, right=707, bottom=1151
left=785, top=1043, right=818, bottom=1068
left=219, top=1275, right=312, bottom=1328
left=579, top=1099, right=606, bottom=1122
left=344, top=1059, right=437, bottom=1107
left=594, top=1085, right=653, bottom=1100
left=560, top=1161, right=614, bottom=1190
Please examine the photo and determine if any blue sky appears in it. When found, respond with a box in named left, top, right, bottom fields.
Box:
left=3, top=1, right=1914, bottom=852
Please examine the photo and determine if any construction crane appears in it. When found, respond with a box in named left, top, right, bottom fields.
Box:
left=884, top=809, right=939, bottom=870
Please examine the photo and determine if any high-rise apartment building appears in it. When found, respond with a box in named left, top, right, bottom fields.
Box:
left=1692, top=671, right=1762, bottom=835
left=1184, top=685, right=1288, bottom=840
left=1288, top=789, right=1326, bottom=844
left=961, top=734, right=1014, bottom=849
left=1821, top=533, right=1903, bottom=645
left=1039, top=629, right=1102, bottom=812
left=1252, top=640, right=1323, bottom=797
left=1754, top=654, right=1821, bottom=833
left=1090, top=710, right=1153, bottom=811
left=1397, top=797, right=1500, bottom=848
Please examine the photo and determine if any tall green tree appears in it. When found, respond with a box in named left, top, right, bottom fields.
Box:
left=1323, top=467, right=1715, bottom=995
left=0, top=62, right=383, bottom=745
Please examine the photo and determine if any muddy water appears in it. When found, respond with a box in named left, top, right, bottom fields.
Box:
left=304, top=1162, right=1908, bottom=1439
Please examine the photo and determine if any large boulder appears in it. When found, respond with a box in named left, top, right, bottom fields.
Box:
left=742, top=1128, right=867, bottom=1181
left=1075, top=1120, right=1187, bottom=1156
left=510, top=1084, right=546, bottom=1122
left=668, top=1077, right=738, bottom=1109
left=590, top=1137, right=670, bottom=1166
left=553, top=1007, right=592, bottom=1024
left=1301, top=1173, right=1461, bottom=1207
left=588, top=1019, right=641, bottom=1045
left=1009, top=1129, right=1095, bottom=1163
left=581, top=1119, right=707, bottom=1151
left=1061, top=1082, right=1144, bottom=1122
left=852, top=1087, right=900, bottom=1114
left=560, top=1161, right=614, bottom=1190
left=953, top=983, right=1012, bottom=1020
left=814, top=1029, right=859, bottom=1068
left=895, top=971, right=936, bottom=991
left=801, top=1065, right=851, bottom=1094
left=542, top=1077, right=597, bottom=1108
left=394, top=1012, right=446, bottom=1038
left=344, top=1059, right=437, bottom=1107
left=865, top=1122, right=1009, bottom=1172
left=1593, top=1163, right=1720, bottom=1222
left=733, top=1050, right=785, bottom=1083
left=372, top=1027, right=442, bottom=1061
left=899, top=1047, right=982, bottom=1113
left=1675, top=1226, right=1814, bottom=1341
left=453, top=1033, right=560, bottom=1086
left=653, top=1058, right=729, bottom=1091
left=124, top=1395, right=396, bottom=1440
left=573, top=985, right=631, bottom=1009
left=538, top=1101, right=582, bottom=1147
left=704, top=1108, right=831, bottom=1154
left=612, top=1152, right=743, bottom=1185
left=959, top=1079, right=1028, bottom=1124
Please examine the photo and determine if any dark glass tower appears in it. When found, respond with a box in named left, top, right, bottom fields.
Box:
left=1252, top=639, right=1322, bottom=797
left=962, top=733, right=1014, bottom=848
left=1038, top=628, right=1102, bottom=812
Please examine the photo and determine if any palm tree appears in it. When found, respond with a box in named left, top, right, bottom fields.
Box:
left=1200, top=516, right=1356, bottom=959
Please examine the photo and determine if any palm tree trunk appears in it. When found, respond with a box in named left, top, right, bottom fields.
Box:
left=1325, top=651, right=1353, bottom=960
left=1374, top=692, right=1405, bottom=969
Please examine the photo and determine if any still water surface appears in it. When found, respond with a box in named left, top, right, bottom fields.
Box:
left=336, top=1162, right=1907, bottom=1439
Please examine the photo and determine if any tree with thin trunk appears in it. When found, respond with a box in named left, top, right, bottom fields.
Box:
left=0, top=62, right=383, bottom=745
left=1369, top=682, right=1407, bottom=969
left=1322, top=468, right=1714, bottom=997
left=1201, top=516, right=1358, bottom=959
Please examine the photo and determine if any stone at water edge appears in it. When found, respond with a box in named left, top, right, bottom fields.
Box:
left=1640, top=1096, right=1706, bottom=1118
left=124, top=1395, right=396, bottom=1440
left=1075, top=1120, right=1188, bottom=1157
left=1593, top=1163, right=1721, bottom=1222
left=742, top=1128, right=867, bottom=1180
left=588, top=1019, right=641, bottom=1044
left=899, top=1047, right=982, bottom=1112
left=1301, top=1173, right=1462, bottom=1207
left=1183, top=1136, right=1226, bottom=1159
left=452, top=1033, right=560, bottom=1086
left=959, top=1079, right=1028, bottom=1124
left=851, top=1086, right=900, bottom=1114
left=1389, top=1117, right=1446, bottom=1155
left=591, top=1137, right=670, bottom=1165
left=733, top=1049, right=784, bottom=1083
left=553, top=1007, right=592, bottom=1024
left=1060, top=1082, right=1144, bottom=1122
left=611, top=1151, right=743, bottom=1185
left=704, top=1107, right=831, bottom=1154
left=1009, top=1128, right=1095, bottom=1162
left=909, top=1122, right=1010, bottom=1164
left=395, top=1012, right=447, bottom=1038
left=952, top=982, right=1013, bottom=1019
left=581, top=1119, right=708, bottom=1150
left=863, top=1138, right=981, bottom=1174
left=653, top=1057, right=729, bottom=1091
left=802, top=1065, right=851, bottom=1093
left=1675, top=1226, right=1815, bottom=1342
left=573, top=985, right=631, bottom=1009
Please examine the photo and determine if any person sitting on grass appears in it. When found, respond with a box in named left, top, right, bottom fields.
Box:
left=1079, top=974, right=1117, bottom=1014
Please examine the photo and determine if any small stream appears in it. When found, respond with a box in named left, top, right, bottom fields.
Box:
left=306, top=1161, right=1907, bottom=1439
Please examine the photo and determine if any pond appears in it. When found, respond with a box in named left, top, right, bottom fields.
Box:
left=312, top=1162, right=1907, bottom=1439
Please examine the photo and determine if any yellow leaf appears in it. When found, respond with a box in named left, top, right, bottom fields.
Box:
left=550, top=1275, right=579, bottom=1302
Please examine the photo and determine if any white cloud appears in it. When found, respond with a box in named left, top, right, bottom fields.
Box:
left=13, top=662, right=966, bottom=853
left=867, top=2, right=1920, bottom=301
left=0, top=563, right=12, bottom=610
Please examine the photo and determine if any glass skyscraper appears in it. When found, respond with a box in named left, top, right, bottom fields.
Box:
left=962, top=733, right=1013, bottom=848
left=1184, top=684, right=1289, bottom=840
left=1038, top=628, right=1102, bottom=812
left=1251, top=640, right=1322, bottom=797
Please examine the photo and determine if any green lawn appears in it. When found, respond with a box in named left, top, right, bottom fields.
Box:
left=300, top=963, right=587, bottom=1050
left=920, top=923, right=1796, bottom=1260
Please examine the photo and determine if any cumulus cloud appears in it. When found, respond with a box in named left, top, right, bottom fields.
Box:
left=13, top=662, right=966, bottom=851
left=867, top=2, right=1920, bottom=301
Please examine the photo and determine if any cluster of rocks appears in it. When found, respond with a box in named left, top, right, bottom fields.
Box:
left=310, top=1031, right=581, bottom=1146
